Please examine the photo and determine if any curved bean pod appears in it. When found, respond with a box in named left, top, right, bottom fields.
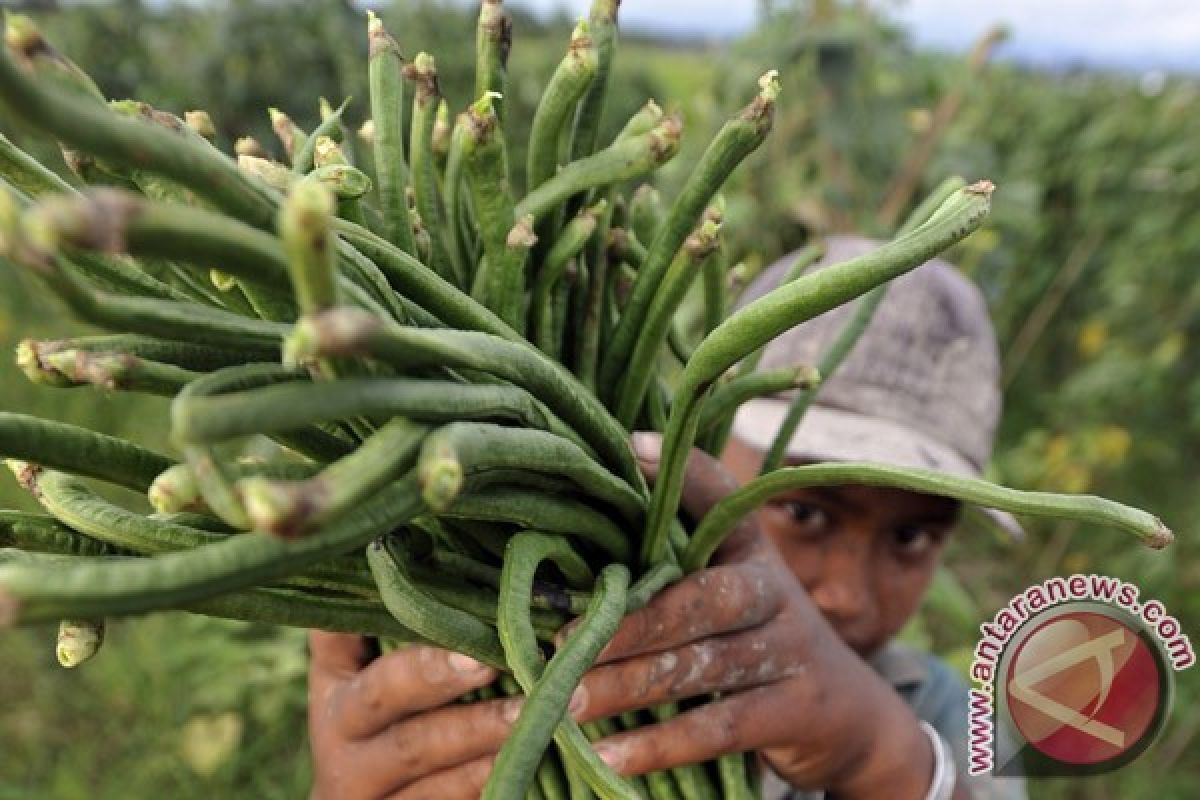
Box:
left=685, top=463, right=1172, bottom=572
left=489, top=557, right=635, bottom=800
left=0, top=413, right=172, bottom=492
left=417, top=423, right=642, bottom=525
left=366, top=536, right=506, bottom=668
left=599, top=73, right=779, bottom=398
left=643, top=182, right=995, bottom=565
left=0, top=474, right=424, bottom=625
left=515, top=114, right=682, bottom=225
left=0, top=45, right=276, bottom=228
left=239, top=418, right=429, bottom=538
left=527, top=21, right=598, bottom=193
left=696, top=365, right=819, bottom=434
left=443, top=488, right=631, bottom=564
left=287, top=309, right=643, bottom=489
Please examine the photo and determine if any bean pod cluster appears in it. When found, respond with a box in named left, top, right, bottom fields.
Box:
left=0, top=4, right=1172, bottom=798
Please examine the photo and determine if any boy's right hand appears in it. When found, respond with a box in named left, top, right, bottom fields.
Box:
left=307, top=633, right=513, bottom=800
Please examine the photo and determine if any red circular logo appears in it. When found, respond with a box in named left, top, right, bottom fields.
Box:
left=1005, top=610, right=1163, bottom=766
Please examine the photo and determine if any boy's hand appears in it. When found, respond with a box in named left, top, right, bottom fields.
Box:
left=563, top=433, right=935, bottom=798
left=307, top=433, right=935, bottom=798
left=307, top=635, right=514, bottom=799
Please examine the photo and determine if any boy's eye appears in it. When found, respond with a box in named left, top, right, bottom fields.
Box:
left=782, top=502, right=831, bottom=535
left=892, top=524, right=944, bottom=558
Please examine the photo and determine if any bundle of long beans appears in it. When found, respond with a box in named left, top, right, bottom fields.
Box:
left=0, top=5, right=1173, bottom=799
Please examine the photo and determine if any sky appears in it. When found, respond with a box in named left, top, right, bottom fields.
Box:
left=502, top=0, right=1200, bottom=73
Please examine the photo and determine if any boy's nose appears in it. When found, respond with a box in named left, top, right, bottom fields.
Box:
left=807, top=541, right=878, bottom=650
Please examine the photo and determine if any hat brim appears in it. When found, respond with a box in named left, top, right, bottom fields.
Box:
left=732, top=399, right=1024, bottom=540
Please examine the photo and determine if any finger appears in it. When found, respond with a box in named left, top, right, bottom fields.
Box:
left=590, top=687, right=783, bottom=776
left=587, top=563, right=779, bottom=664
left=309, top=632, right=372, bottom=734
left=354, top=695, right=520, bottom=790
left=334, top=645, right=498, bottom=739
left=573, top=626, right=802, bottom=722
left=309, top=630, right=372, bottom=677
left=631, top=432, right=762, bottom=562
left=386, top=754, right=497, bottom=800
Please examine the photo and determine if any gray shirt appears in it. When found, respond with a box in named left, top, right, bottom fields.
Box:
left=762, top=642, right=1027, bottom=800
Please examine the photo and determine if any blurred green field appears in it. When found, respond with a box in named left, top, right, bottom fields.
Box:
left=1, top=1, right=1197, bottom=798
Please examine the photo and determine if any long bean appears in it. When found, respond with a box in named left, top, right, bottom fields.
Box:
left=696, top=366, right=819, bottom=434
left=292, top=98, right=350, bottom=176
left=599, top=72, right=779, bottom=397
left=475, top=0, right=512, bottom=120
left=684, top=463, right=1172, bottom=572
left=0, top=510, right=127, bottom=558
left=528, top=21, right=599, bottom=193
left=443, top=488, right=631, bottom=564
left=173, top=378, right=580, bottom=450
left=490, top=552, right=635, bottom=800
left=240, top=418, right=429, bottom=538
left=0, top=44, right=276, bottom=228
left=0, top=475, right=424, bottom=625
left=515, top=115, right=682, bottom=225
left=532, top=202, right=603, bottom=353
left=0, top=413, right=172, bottom=492
left=569, top=0, right=620, bottom=164
left=287, top=309, right=643, bottom=488
left=417, top=423, right=642, bottom=524
left=19, top=344, right=200, bottom=396
left=406, top=53, right=461, bottom=285
left=367, top=535, right=506, bottom=668
left=613, top=218, right=721, bottom=426
left=643, top=182, right=994, bottom=565
left=24, top=469, right=222, bottom=554
left=366, top=12, right=417, bottom=255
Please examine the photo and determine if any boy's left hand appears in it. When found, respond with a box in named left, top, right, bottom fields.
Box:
left=571, top=434, right=935, bottom=799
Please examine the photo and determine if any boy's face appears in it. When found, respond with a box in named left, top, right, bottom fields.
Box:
left=721, top=437, right=960, bottom=659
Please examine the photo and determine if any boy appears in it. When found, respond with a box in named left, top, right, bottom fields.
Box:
left=307, top=236, right=1026, bottom=799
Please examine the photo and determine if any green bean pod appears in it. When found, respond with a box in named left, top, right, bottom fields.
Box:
left=286, top=309, right=643, bottom=489
left=531, top=201, right=604, bottom=353
left=239, top=418, right=429, bottom=538
left=0, top=510, right=126, bottom=558
left=599, top=72, right=779, bottom=398
left=367, top=535, right=506, bottom=668
left=462, top=93, right=527, bottom=331
left=0, top=475, right=424, bottom=625
left=475, top=0, right=512, bottom=120
left=405, top=53, right=461, bottom=286
left=0, top=413, right=172, bottom=492
left=686, top=462, right=1172, bottom=572
left=696, top=366, right=819, bottom=434
left=528, top=21, right=599, bottom=193
left=443, top=488, right=631, bottom=564
left=417, top=423, right=642, bottom=524
left=18, top=344, right=200, bottom=396
left=173, top=378, right=581, bottom=451
left=366, top=12, right=417, bottom=255
left=569, top=0, right=620, bottom=162
left=491, top=548, right=635, bottom=800
left=515, top=114, right=682, bottom=225
left=21, top=468, right=223, bottom=554
left=614, top=217, right=721, bottom=426
left=644, top=182, right=994, bottom=565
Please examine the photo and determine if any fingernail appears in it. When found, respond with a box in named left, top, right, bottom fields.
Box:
left=594, top=742, right=623, bottom=769
left=568, top=686, right=588, bottom=717
left=448, top=652, right=489, bottom=675
left=502, top=697, right=523, bottom=724
left=630, top=432, right=659, bottom=462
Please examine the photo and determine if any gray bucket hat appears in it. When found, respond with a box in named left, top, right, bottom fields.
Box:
left=731, top=234, right=1022, bottom=538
